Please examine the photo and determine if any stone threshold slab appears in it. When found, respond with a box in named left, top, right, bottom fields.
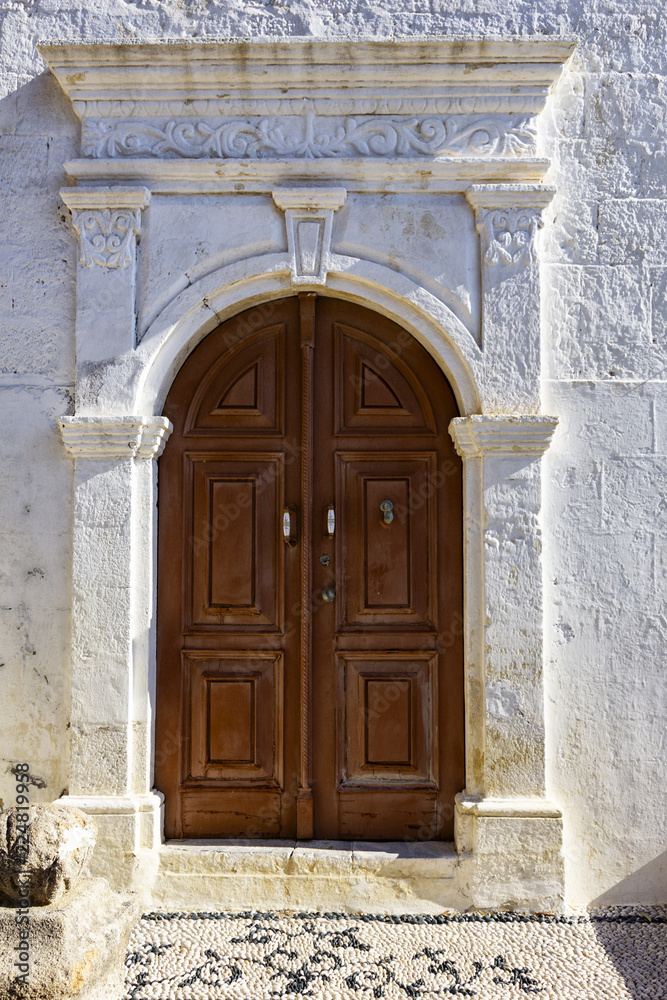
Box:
left=152, top=840, right=463, bottom=913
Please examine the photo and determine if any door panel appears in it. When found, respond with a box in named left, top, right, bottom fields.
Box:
left=312, top=296, right=462, bottom=842
left=186, top=651, right=283, bottom=785
left=338, top=652, right=437, bottom=787
left=186, top=324, right=284, bottom=434
left=337, top=453, right=436, bottom=629
left=189, top=454, right=283, bottom=630
left=155, top=295, right=463, bottom=841
left=335, top=323, right=435, bottom=433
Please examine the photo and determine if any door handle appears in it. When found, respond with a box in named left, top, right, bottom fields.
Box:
left=282, top=506, right=298, bottom=547
left=321, top=587, right=336, bottom=603
left=380, top=499, right=394, bottom=524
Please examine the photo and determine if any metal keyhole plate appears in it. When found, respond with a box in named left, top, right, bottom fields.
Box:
left=380, top=499, right=394, bottom=524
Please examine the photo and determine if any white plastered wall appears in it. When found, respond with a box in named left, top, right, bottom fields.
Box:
left=0, top=5, right=665, bottom=913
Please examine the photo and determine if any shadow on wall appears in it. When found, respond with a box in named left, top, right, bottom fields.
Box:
left=590, top=850, right=667, bottom=1000
left=591, top=850, right=667, bottom=908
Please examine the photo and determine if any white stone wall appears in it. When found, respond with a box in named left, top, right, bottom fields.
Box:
left=0, top=0, right=665, bottom=909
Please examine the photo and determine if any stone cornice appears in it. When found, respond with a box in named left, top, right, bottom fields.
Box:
left=40, top=39, right=576, bottom=120
left=449, top=415, right=558, bottom=458
left=41, top=39, right=574, bottom=181
left=59, top=416, right=172, bottom=459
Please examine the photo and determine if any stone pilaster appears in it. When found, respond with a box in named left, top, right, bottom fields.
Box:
left=60, top=188, right=150, bottom=362
left=449, top=414, right=564, bottom=911
left=58, top=416, right=171, bottom=891
left=467, top=185, right=555, bottom=414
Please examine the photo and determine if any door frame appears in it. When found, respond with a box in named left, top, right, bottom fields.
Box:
left=48, top=37, right=573, bottom=910
left=59, top=264, right=562, bottom=911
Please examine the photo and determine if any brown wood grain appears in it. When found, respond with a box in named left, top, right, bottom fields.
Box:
left=155, top=295, right=463, bottom=841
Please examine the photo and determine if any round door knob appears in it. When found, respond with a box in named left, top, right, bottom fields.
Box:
left=321, top=587, right=336, bottom=603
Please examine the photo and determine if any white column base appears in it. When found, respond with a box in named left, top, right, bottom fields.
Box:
left=455, top=794, right=564, bottom=912
left=58, top=792, right=164, bottom=907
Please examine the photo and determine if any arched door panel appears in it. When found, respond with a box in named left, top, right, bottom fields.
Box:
left=155, top=295, right=463, bottom=841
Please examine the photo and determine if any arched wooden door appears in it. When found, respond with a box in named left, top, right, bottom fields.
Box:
left=155, top=295, right=463, bottom=841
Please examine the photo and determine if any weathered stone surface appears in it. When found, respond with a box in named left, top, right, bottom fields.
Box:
left=0, top=0, right=667, bottom=918
left=0, top=877, right=139, bottom=1000
left=0, top=805, right=97, bottom=906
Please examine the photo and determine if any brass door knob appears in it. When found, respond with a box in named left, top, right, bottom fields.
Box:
left=321, top=587, right=336, bottom=603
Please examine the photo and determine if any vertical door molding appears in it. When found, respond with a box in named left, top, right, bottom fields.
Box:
left=58, top=416, right=171, bottom=887
left=297, top=293, right=316, bottom=837
left=449, top=414, right=563, bottom=910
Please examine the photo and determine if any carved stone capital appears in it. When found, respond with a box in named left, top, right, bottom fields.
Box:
left=466, top=184, right=555, bottom=268
left=449, top=415, right=558, bottom=459
left=59, top=416, right=172, bottom=460
left=60, top=188, right=150, bottom=269
left=272, top=187, right=347, bottom=285
left=478, top=207, right=543, bottom=266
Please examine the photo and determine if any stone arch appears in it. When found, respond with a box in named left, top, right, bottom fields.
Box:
left=133, top=253, right=483, bottom=419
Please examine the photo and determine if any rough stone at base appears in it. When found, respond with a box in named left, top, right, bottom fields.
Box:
left=0, top=877, right=140, bottom=1000
left=0, top=804, right=97, bottom=906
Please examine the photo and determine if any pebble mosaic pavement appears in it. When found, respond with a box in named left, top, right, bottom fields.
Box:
left=123, top=909, right=667, bottom=999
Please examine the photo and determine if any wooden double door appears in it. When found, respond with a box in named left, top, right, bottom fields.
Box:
left=156, top=295, right=463, bottom=841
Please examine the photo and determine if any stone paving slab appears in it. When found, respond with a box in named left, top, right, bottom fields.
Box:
left=123, top=909, right=667, bottom=999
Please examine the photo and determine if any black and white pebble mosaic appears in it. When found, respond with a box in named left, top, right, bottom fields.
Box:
left=124, top=908, right=667, bottom=999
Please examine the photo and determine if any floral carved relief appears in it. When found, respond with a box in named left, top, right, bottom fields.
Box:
left=70, top=207, right=142, bottom=268
left=478, top=207, right=543, bottom=266
left=81, top=113, right=537, bottom=160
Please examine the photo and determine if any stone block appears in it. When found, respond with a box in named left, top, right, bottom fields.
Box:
left=601, top=456, right=667, bottom=533
left=0, top=805, right=96, bottom=906
left=544, top=263, right=651, bottom=380
left=598, top=198, right=667, bottom=265
left=0, top=877, right=139, bottom=1000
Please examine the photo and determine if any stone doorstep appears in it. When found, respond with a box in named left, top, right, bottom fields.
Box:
left=151, top=840, right=464, bottom=913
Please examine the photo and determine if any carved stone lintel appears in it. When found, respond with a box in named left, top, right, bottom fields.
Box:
left=466, top=184, right=555, bottom=269
left=59, top=416, right=173, bottom=460
left=449, top=415, right=559, bottom=459
left=272, top=187, right=347, bottom=285
left=80, top=114, right=538, bottom=161
left=60, top=188, right=150, bottom=270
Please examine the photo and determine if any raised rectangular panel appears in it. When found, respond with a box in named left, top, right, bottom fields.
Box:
left=208, top=478, right=255, bottom=608
left=337, top=453, right=436, bottom=630
left=207, top=678, right=255, bottom=764
left=365, top=678, right=412, bottom=765
left=338, top=652, right=437, bottom=788
left=364, top=477, right=410, bottom=608
left=185, top=651, right=283, bottom=786
left=188, top=453, right=283, bottom=630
